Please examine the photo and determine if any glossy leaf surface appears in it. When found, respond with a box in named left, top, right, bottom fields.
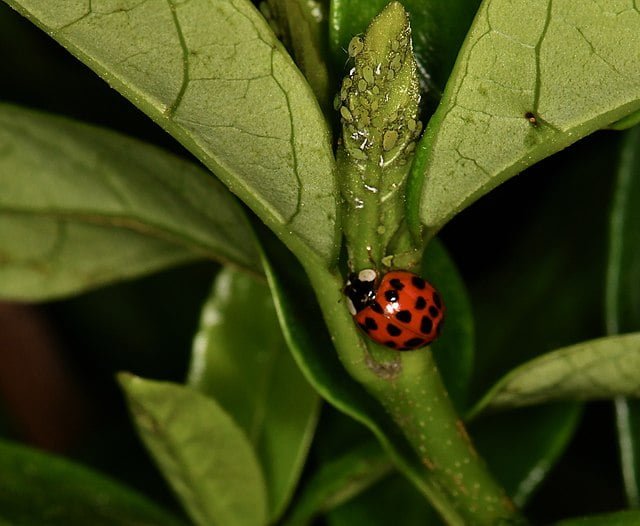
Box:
left=119, top=375, right=267, bottom=526
left=5, top=0, right=339, bottom=266
left=409, top=0, right=640, bottom=234
left=606, top=126, right=640, bottom=506
left=188, top=267, right=319, bottom=521
left=0, top=104, right=258, bottom=300
left=0, top=438, right=185, bottom=526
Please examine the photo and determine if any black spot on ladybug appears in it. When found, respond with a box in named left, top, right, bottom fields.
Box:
left=364, top=317, right=378, bottom=330
left=387, top=323, right=402, bottom=336
left=389, top=278, right=405, bottom=290
left=384, top=290, right=399, bottom=302
left=358, top=322, right=369, bottom=333
left=411, top=276, right=426, bottom=289
left=433, top=292, right=442, bottom=309
left=396, top=310, right=412, bottom=323
left=429, top=306, right=439, bottom=318
left=404, top=337, right=426, bottom=348
left=420, top=316, right=433, bottom=334
left=415, top=296, right=427, bottom=310
left=371, top=302, right=384, bottom=314
left=385, top=341, right=397, bottom=348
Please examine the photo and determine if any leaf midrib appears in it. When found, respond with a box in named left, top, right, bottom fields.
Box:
left=0, top=205, right=257, bottom=274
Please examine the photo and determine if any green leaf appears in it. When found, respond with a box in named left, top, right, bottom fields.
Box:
left=470, top=333, right=640, bottom=415
left=187, top=267, right=319, bottom=522
left=471, top=403, right=582, bottom=506
left=606, top=125, right=640, bottom=507
left=119, top=374, right=267, bottom=526
left=329, top=0, right=480, bottom=95
left=261, top=0, right=331, bottom=113
left=607, top=126, right=640, bottom=353
left=422, top=241, right=474, bottom=412
left=326, top=473, right=441, bottom=526
left=0, top=103, right=259, bottom=301
left=555, top=510, right=640, bottom=526
left=0, top=438, right=185, bottom=526
left=610, top=109, right=640, bottom=131
left=5, top=0, right=339, bottom=266
left=409, top=0, right=640, bottom=235
left=284, top=441, right=392, bottom=525
left=262, top=238, right=476, bottom=524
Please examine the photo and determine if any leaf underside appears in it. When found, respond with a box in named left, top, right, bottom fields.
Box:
left=4, top=0, right=339, bottom=266
left=410, top=0, right=640, bottom=234
left=473, top=333, right=640, bottom=414
left=0, top=104, right=259, bottom=300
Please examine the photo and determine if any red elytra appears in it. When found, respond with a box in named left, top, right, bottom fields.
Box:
left=345, top=270, right=445, bottom=351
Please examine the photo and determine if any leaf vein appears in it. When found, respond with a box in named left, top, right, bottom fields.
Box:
left=166, top=0, right=190, bottom=116
left=532, top=0, right=553, bottom=114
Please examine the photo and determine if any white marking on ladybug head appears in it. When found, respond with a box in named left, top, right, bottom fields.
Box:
left=358, top=269, right=377, bottom=283
left=346, top=297, right=357, bottom=316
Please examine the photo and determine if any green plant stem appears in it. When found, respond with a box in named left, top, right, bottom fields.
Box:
left=303, top=262, right=524, bottom=525
left=339, top=149, right=412, bottom=270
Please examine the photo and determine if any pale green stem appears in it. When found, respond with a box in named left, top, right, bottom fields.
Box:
left=303, top=262, right=525, bottom=525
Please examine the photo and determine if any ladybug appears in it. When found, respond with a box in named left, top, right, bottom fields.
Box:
left=344, top=269, right=445, bottom=351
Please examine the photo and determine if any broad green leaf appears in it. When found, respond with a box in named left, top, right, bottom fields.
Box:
left=555, top=510, right=640, bottom=526
left=329, top=0, right=480, bottom=95
left=5, top=0, right=339, bottom=266
left=0, top=438, right=185, bottom=526
left=409, top=0, right=640, bottom=235
left=187, top=267, right=319, bottom=521
left=471, top=333, right=640, bottom=414
left=262, top=238, right=475, bottom=524
left=284, top=441, right=392, bottom=525
left=471, top=403, right=582, bottom=506
left=119, top=374, right=267, bottom=526
left=606, top=125, right=640, bottom=506
left=327, top=473, right=441, bottom=526
left=0, top=103, right=259, bottom=301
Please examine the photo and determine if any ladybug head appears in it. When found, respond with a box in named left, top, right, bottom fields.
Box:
left=344, top=268, right=378, bottom=315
